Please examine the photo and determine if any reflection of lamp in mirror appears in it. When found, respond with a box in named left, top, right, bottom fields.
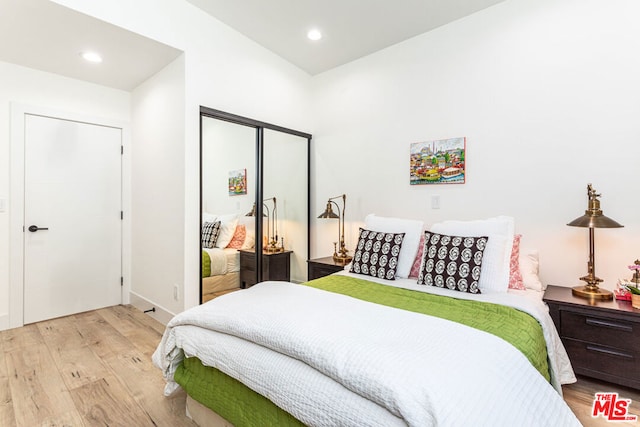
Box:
left=246, top=197, right=283, bottom=253
left=318, top=194, right=352, bottom=265
left=567, top=183, right=623, bottom=301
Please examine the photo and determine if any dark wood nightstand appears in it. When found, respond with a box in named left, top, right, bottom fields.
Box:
left=307, top=256, right=347, bottom=280
left=544, top=285, right=640, bottom=389
left=239, top=249, right=292, bottom=288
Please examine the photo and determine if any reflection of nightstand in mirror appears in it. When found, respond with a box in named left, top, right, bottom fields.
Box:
left=544, top=285, right=640, bottom=389
left=240, top=249, right=292, bottom=288
left=307, top=256, right=347, bottom=280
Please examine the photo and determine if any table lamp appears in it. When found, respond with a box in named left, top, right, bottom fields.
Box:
left=567, top=184, right=623, bottom=300
left=318, top=194, right=352, bottom=264
left=246, top=197, right=282, bottom=253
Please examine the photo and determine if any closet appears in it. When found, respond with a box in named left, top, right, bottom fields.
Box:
left=199, top=107, right=311, bottom=303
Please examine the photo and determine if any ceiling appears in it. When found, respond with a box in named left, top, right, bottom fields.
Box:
left=186, top=0, right=506, bottom=75
left=0, top=0, right=182, bottom=91
left=0, top=0, right=505, bottom=91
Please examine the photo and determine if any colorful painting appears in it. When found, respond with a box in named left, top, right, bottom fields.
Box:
left=410, top=137, right=466, bottom=185
left=229, top=169, right=247, bottom=195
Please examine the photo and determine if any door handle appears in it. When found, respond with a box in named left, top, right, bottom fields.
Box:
left=28, top=225, right=49, bottom=232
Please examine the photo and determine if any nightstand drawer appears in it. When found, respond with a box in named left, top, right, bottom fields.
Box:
left=240, top=253, right=256, bottom=271
left=563, top=338, right=638, bottom=380
left=307, top=256, right=346, bottom=280
left=309, top=265, right=343, bottom=280
left=561, top=311, right=640, bottom=352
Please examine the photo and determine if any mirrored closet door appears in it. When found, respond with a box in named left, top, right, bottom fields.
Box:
left=200, top=107, right=311, bottom=303
left=263, top=129, right=309, bottom=283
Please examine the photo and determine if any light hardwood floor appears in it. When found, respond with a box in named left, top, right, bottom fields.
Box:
left=0, top=305, right=196, bottom=427
left=1, top=305, right=639, bottom=426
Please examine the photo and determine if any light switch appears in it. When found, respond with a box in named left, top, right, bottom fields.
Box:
left=0, top=198, right=5, bottom=212
left=431, top=195, right=440, bottom=209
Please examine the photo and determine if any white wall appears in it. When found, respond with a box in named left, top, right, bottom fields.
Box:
left=52, top=0, right=313, bottom=313
left=131, top=55, right=185, bottom=316
left=202, top=117, right=256, bottom=217
left=0, top=60, right=130, bottom=329
left=34, top=0, right=639, bottom=318
left=311, top=0, right=640, bottom=291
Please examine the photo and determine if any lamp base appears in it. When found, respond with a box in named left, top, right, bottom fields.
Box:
left=333, top=254, right=353, bottom=265
left=572, top=285, right=613, bottom=301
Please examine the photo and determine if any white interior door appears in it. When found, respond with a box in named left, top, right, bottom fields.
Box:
left=24, top=114, right=122, bottom=324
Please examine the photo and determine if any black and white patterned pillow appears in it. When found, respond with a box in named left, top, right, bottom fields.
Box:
left=417, top=231, right=488, bottom=294
left=350, top=228, right=405, bottom=280
left=202, top=221, right=221, bottom=249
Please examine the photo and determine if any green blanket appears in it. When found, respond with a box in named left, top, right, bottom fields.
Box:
left=201, top=250, right=211, bottom=278
left=175, top=274, right=550, bottom=426
left=176, top=358, right=304, bottom=427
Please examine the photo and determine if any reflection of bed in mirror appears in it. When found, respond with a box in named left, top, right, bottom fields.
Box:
left=201, top=248, right=239, bottom=302
left=201, top=214, right=255, bottom=302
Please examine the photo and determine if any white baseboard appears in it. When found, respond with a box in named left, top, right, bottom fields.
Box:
left=0, top=313, right=9, bottom=331
left=128, top=292, right=175, bottom=326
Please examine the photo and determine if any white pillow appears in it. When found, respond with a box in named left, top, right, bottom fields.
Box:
left=202, top=212, right=217, bottom=224
left=364, top=214, right=424, bottom=278
left=214, top=213, right=239, bottom=249
left=238, top=216, right=256, bottom=249
left=430, top=216, right=514, bottom=293
left=241, top=233, right=255, bottom=250
left=520, top=248, right=543, bottom=291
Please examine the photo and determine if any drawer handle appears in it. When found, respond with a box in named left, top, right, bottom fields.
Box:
left=585, top=317, right=632, bottom=332
left=586, top=345, right=634, bottom=359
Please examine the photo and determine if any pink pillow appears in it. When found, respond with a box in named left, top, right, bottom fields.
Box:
left=409, top=234, right=425, bottom=279
left=226, top=224, right=246, bottom=249
left=508, top=234, right=526, bottom=290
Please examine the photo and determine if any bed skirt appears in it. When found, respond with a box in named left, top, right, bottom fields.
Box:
left=202, top=272, right=240, bottom=302
left=186, top=395, right=233, bottom=427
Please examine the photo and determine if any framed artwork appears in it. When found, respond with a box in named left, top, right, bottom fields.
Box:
left=229, top=169, right=247, bottom=195
left=410, top=137, right=466, bottom=185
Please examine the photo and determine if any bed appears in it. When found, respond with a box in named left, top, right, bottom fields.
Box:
left=202, top=247, right=241, bottom=302
left=201, top=214, right=255, bottom=302
left=158, top=215, right=581, bottom=426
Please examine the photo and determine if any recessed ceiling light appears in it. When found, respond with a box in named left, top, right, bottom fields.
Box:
left=80, top=51, right=103, bottom=63
left=307, top=29, right=322, bottom=41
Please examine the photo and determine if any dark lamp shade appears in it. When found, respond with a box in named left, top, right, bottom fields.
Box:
left=318, top=203, right=339, bottom=219
left=567, top=214, right=623, bottom=229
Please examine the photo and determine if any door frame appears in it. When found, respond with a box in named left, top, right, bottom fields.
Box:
left=9, top=104, right=131, bottom=329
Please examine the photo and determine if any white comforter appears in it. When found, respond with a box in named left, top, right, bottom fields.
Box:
left=153, top=280, right=580, bottom=427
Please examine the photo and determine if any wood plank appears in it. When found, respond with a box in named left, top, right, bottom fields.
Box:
left=0, top=348, right=17, bottom=427
left=6, top=345, right=81, bottom=426
left=69, top=376, right=154, bottom=427
left=0, top=323, right=44, bottom=353
left=38, top=315, right=113, bottom=390
left=38, top=410, right=86, bottom=427
left=71, top=310, right=133, bottom=359
left=98, top=305, right=163, bottom=357
left=37, top=315, right=86, bottom=349
left=123, top=305, right=167, bottom=335
left=104, top=346, right=195, bottom=426
left=50, top=344, right=113, bottom=391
